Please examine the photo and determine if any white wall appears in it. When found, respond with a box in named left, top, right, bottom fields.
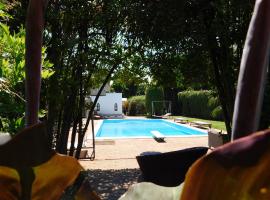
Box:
left=90, top=93, right=122, bottom=115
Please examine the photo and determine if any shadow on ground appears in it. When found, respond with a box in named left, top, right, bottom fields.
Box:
left=85, top=168, right=141, bottom=200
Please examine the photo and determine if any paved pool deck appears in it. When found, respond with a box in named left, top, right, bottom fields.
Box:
left=80, top=136, right=208, bottom=170
left=78, top=117, right=208, bottom=199
left=80, top=117, right=208, bottom=170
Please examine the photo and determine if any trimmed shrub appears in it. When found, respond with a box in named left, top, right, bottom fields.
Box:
left=178, top=90, right=223, bottom=120
left=128, top=96, right=146, bottom=116
left=145, top=86, right=164, bottom=115
left=211, top=106, right=223, bottom=120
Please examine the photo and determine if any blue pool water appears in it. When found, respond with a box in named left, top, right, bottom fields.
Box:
left=96, top=119, right=207, bottom=138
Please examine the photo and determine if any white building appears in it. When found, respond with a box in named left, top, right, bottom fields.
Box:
left=90, top=93, right=122, bottom=116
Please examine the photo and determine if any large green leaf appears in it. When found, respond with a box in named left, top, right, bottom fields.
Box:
left=0, top=23, right=10, bottom=35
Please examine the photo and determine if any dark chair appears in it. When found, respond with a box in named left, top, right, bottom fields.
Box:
left=136, top=147, right=208, bottom=187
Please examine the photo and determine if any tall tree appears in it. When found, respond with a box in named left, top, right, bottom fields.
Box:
left=44, top=0, right=131, bottom=154
left=125, top=0, right=253, bottom=136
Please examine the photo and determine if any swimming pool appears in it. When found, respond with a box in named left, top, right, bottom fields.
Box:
left=96, top=119, right=207, bottom=139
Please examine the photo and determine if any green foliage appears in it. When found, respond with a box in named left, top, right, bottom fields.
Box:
left=0, top=23, right=26, bottom=133
left=125, top=0, right=253, bottom=134
left=0, top=24, right=54, bottom=85
left=145, top=86, right=164, bottom=115
left=0, top=1, right=10, bottom=20
left=6, top=0, right=253, bottom=143
left=178, top=90, right=223, bottom=120
left=0, top=18, right=53, bottom=134
left=42, top=0, right=135, bottom=151
left=211, top=106, right=223, bottom=121
left=1, top=24, right=25, bottom=84
left=112, top=79, right=146, bottom=98
left=111, top=66, right=149, bottom=98
left=127, top=95, right=146, bottom=116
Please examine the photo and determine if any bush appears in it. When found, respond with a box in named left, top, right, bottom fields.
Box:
left=0, top=23, right=53, bottom=134
left=211, top=106, right=223, bottom=120
left=128, top=96, right=146, bottom=116
left=178, top=90, right=223, bottom=120
left=145, top=86, right=164, bottom=115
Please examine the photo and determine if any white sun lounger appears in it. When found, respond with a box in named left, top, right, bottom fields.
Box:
left=174, top=118, right=189, bottom=124
left=191, top=121, right=212, bottom=129
left=151, top=131, right=165, bottom=141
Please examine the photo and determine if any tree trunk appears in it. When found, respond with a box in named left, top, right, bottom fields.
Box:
left=56, top=89, right=77, bottom=153
left=46, top=74, right=60, bottom=149
left=209, top=48, right=232, bottom=135
left=46, top=24, right=64, bottom=148
left=75, top=70, right=84, bottom=159
left=69, top=116, right=79, bottom=156
left=76, top=62, right=120, bottom=157
left=202, top=6, right=234, bottom=136
left=163, top=87, right=180, bottom=115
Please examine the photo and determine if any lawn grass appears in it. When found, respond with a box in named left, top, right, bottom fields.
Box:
left=173, top=116, right=226, bottom=131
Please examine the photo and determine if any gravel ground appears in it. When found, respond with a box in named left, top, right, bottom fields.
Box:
left=84, top=169, right=141, bottom=200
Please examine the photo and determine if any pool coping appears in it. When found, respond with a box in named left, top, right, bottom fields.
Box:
left=94, top=119, right=208, bottom=140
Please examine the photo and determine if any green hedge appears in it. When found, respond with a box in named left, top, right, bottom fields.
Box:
left=178, top=90, right=223, bottom=120
left=127, top=96, right=146, bottom=116
left=145, top=86, right=164, bottom=115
